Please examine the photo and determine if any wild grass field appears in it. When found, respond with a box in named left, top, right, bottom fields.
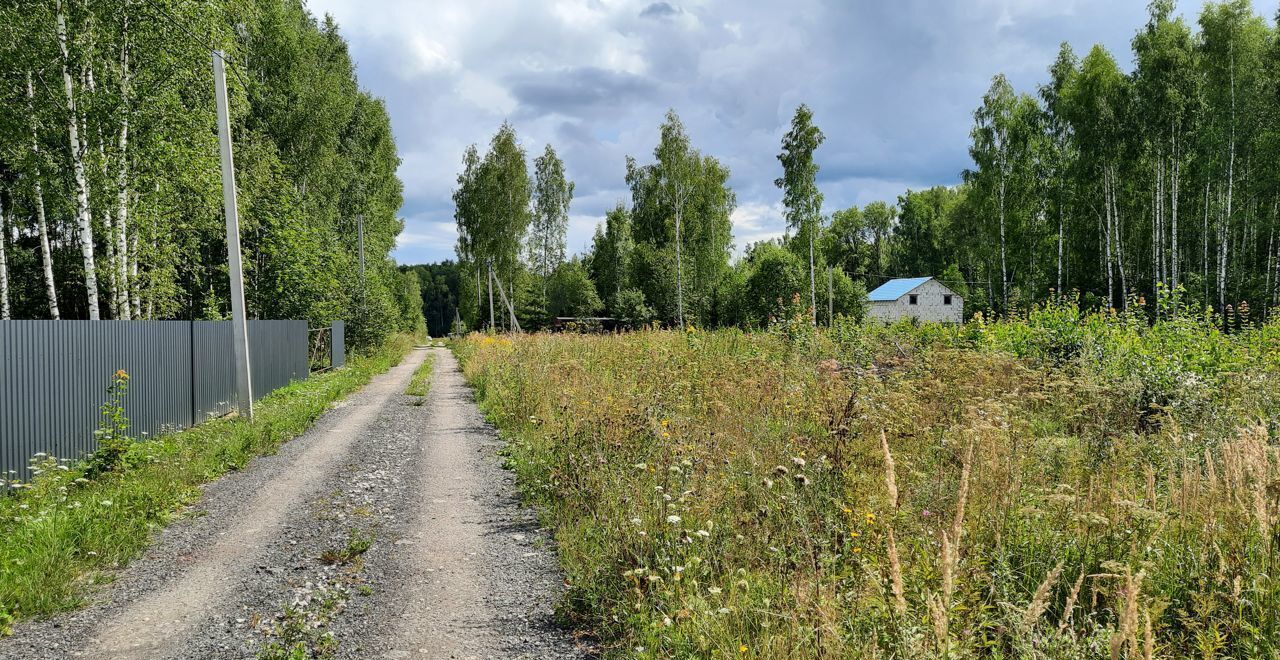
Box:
left=456, top=300, right=1280, bottom=658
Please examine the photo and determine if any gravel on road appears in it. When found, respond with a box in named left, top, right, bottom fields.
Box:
left=0, top=347, right=587, bottom=660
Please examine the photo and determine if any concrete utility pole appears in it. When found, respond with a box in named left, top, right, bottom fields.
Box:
left=828, top=266, right=833, bottom=325
left=213, top=50, right=253, bottom=419
left=487, top=261, right=495, bottom=331
left=356, top=214, right=365, bottom=279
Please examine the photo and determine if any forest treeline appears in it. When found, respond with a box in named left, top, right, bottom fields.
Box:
left=0, top=0, right=423, bottom=348
left=421, top=0, right=1280, bottom=334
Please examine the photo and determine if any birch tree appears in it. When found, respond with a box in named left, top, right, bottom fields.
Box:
left=528, top=144, right=573, bottom=286
left=56, top=0, right=100, bottom=319
left=776, top=104, right=826, bottom=325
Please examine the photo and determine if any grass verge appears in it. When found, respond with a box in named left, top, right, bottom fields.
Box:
left=0, top=335, right=413, bottom=631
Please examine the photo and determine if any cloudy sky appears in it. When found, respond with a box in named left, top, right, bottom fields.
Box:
left=306, top=0, right=1273, bottom=265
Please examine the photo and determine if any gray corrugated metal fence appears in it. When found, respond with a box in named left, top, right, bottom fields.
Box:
left=1, top=320, right=310, bottom=482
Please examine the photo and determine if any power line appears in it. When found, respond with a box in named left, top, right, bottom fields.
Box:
left=136, top=0, right=252, bottom=91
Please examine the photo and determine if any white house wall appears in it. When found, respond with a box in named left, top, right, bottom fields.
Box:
left=869, top=279, right=963, bottom=323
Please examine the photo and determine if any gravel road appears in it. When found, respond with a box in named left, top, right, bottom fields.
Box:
left=0, top=347, right=587, bottom=659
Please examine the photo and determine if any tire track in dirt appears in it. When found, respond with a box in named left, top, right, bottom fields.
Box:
left=372, top=348, right=584, bottom=659
left=84, top=350, right=428, bottom=659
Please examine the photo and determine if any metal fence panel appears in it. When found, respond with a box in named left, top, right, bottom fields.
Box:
left=1, top=319, right=314, bottom=483
left=192, top=321, right=235, bottom=423
left=331, top=320, right=345, bottom=368
left=248, top=320, right=308, bottom=397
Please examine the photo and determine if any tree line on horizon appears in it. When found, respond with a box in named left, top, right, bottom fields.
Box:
left=416, top=0, right=1280, bottom=334
left=0, top=0, right=424, bottom=348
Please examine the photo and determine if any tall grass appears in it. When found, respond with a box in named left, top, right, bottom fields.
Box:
left=0, top=335, right=413, bottom=631
left=456, top=303, right=1280, bottom=657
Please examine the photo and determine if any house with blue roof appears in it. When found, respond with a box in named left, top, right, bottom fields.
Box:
left=867, top=276, right=963, bottom=323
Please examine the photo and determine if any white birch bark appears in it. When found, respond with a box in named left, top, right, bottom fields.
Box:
left=114, top=22, right=132, bottom=319
left=56, top=0, right=100, bottom=319
left=0, top=193, right=10, bottom=319
left=28, top=71, right=61, bottom=319
left=130, top=228, right=140, bottom=318
left=1170, top=137, right=1180, bottom=293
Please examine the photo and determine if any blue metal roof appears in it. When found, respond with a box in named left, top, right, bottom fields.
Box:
left=867, top=276, right=933, bottom=302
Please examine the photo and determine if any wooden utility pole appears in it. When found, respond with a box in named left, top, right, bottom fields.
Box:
left=213, top=50, right=253, bottom=419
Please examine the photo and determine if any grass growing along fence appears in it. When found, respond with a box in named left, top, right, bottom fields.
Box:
left=0, top=335, right=413, bottom=632
left=455, top=300, right=1280, bottom=657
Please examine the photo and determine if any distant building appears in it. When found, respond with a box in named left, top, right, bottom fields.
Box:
left=867, top=276, right=963, bottom=323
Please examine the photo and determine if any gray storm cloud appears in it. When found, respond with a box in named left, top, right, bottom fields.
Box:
left=306, top=0, right=1257, bottom=264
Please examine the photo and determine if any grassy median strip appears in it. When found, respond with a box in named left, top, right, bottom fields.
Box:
left=0, top=335, right=413, bottom=631
left=405, top=349, right=434, bottom=398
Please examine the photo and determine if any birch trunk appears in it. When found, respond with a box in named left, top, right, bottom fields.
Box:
left=1056, top=179, right=1064, bottom=294
left=1112, top=168, right=1128, bottom=310
left=999, top=176, right=1008, bottom=311
left=675, top=202, right=683, bottom=328
left=28, top=71, right=61, bottom=319
left=1203, top=181, right=1210, bottom=306
left=115, top=116, right=130, bottom=319
left=115, top=23, right=132, bottom=319
left=1103, top=175, right=1114, bottom=307
left=130, top=228, right=140, bottom=318
left=808, top=220, right=816, bottom=326
left=1170, top=137, right=1180, bottom=293
left=1218, top=216, right=1228, bottom=313
left=86, top=64, right=119, bottom=317
left=1222, top=52, right=1236, bottom=315
left=0, top=193, right=10, bottom=320
left=57, top=0, right=100, bottom=319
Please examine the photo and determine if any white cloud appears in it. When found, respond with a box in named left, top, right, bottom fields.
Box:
left=304, top=0, right=1275, bottom=265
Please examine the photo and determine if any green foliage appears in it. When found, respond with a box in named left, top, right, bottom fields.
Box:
left=612, top=287, right=655, bottom=329
left=546, top=260, right=603, bottom=318
left=590, top=203, right=633, bottom=308
left=402, top=262, right=461, bottom=337
left=0, top=1, right=406, bottom=343
left=453, top=123, right=532, bottom=330
left=528, top=145, right=574, bottom=282
left=393, top=270, right=426, bottom=336
left=87, top=369, right=135, bottom=477
left=626, top=110, right=735, bottom=326
left=742, top=241, right=805, bottom=326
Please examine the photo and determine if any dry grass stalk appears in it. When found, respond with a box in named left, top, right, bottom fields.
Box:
left=1022, top=560, right=1065, bottom=628
left=880, top=429, right=898, bottom=511
left=1058, top=568, right=1085, bottom=633
left=1143, top=609, right=1154, bottom=660
left=940, top=530, right=955, bottom=604
left=1144, top=464, right=1156, bottom=506
left=886, top=528, right=906, bottom=615
left=928, top=591, right=949, bottom=650
left=951, top=436, right=976, bottom=554
left=1110, top=569, right=1145, bottom=660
